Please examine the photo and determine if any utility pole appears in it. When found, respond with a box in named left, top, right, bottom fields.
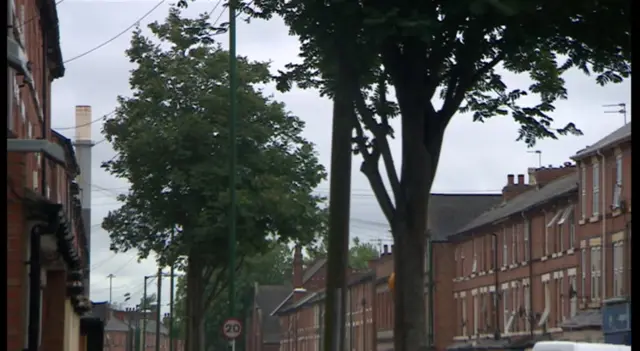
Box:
left=142, top=275, right=154, bottom=351
left=228, top=0, right=239, bottom=333
left=169, top=229, right=175, bottom=351
left=107, top=274, right=115, bottom=304
left=156, top=269, right=162, bottom=351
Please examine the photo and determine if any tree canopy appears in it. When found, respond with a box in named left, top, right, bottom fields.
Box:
left=100, top=7, right=327, bottom=351
left=243, top=0, right=630, bottom=350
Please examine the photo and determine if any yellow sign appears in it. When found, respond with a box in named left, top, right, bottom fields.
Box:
left=388, top=272, right=395, bottom=295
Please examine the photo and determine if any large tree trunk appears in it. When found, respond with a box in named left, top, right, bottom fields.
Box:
left=186, top=254, right=206, bottom=351
left=392, top=83, right=445, bottom=351
left=322, top=61, right=354, bottom=351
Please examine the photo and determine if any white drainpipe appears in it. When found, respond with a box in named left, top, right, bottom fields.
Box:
left=597, top=149, right=607, bottom=301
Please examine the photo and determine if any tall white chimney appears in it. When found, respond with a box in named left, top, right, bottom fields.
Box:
left=74, top=105, right=94, bottom=297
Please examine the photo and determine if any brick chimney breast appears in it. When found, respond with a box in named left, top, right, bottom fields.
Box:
left=502, top=173, right=532, bottom=202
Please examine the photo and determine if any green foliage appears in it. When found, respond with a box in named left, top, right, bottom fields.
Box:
left=100, top=7, right=327, bottom=268
left=248, top=0, right=630, bottom=148
left=172, top=242, right=293, bottom=350
left=306, top=235, right=380, bottom=270
left=238, top=0, right=630, bottom=348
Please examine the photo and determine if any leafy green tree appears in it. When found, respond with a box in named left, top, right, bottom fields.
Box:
left=306, top=235, right=380, bottom=270
left=173, top=242, right=293, bottom=351
left=348, top=237, right=380, bottom=270
left=100, top=8, right=326, bottom=351
left=243, top=0, right=630, bottom=350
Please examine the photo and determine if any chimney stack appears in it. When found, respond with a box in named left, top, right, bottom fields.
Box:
left=503, top=173, right=531, bottom=202
left=75, top=105, right=92, bottom=140
left=292, top=245, right=303, bottom=288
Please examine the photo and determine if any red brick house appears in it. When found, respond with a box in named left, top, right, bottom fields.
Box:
left=446, top=166, right=582, bottom=350
left=566, top=123, right=632, bottom=343
left=571, top=123, right=632, bottom=302
left=7, top=0, right=102, bottom=349
left=247, top=284, right=292, bottom=351
left=92, top=303, right=184, bottom=351
left=271, top=194, right=501, bottom=351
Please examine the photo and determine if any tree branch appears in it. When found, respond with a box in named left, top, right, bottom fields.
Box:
left=353, top=115, right=396, bottom=223
left=353, top=89, right=401, bottom=200
left=203, top=256, right=245, bottom=311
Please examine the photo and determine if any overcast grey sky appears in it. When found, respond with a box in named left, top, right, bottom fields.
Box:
left=50, top=1, right=631, bottom=307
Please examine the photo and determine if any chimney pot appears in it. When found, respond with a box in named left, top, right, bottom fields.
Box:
left=517, top=174, right=525, bottom=184
left=507, top=174, right=515, bottom=185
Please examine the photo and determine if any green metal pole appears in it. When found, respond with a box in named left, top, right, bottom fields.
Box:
left=142, top=277, right=148, bottom=351
left=228, top=0, right=238, bottom=323
left=427, top=238, right=434, bottom=350
left=169, top=245, right=175, bottom=351
left=156, top=269, right=162, bottom=351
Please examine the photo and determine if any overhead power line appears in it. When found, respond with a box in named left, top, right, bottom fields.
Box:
left=63, top=0, right=167, bottom=64
left=53, top=110, right=115, bottom=130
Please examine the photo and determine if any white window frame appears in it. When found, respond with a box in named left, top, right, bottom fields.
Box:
left=473, top=294, right=479, bottom=335
left=568, top=211, right=576, bottom=248
left=538, top=282, right=550, bottom=328
left=523, top=219, right=530, bottom=262
left=613, top=241, right=624, bottom=297
left=580, top=166, right=587, bottom=218
left=581, top=249, right=587, bottom=301
left=546, top=209, right=563, bottom=255
left=559, top=276, right=565, bottom=322
left=524, top=284, right=531, bottom=331
left=512, top=283, right=519, bottom=332
left=511, top=224, right=517, bottom=264
left=590, top=246, right=601, bottom=301
left=454, top=248, right=459, bottom=277
left=502, top=230, right=508, bottom=266
left=490, top=235, right=496, bottom=270
left=613, top=155, right=623, bottom=208
left=461, top=296, right=467, bottom=336
left=473, top=239, right=478, bottom=274
left=569, top=276, right=577, bottom=317
left=593, top=163, right=600, bottom=216
left=502, top=287, right=510, bottom=332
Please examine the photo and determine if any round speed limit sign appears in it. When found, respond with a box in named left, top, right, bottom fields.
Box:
left=222, top=318, right=243, bottom=340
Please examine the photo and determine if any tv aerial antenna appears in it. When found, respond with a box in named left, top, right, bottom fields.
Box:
left=603, top=103, right=628, bottom=125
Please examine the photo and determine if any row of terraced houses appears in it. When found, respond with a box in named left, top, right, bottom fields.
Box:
left=7, top=0, right=107, bottom=349
left=245, top=123, right=631, bottom=351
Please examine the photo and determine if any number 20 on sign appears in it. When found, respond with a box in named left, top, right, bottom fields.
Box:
left=222, top=318, right=243, bottom=340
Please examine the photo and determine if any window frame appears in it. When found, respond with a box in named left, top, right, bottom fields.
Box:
left=613, top=154, right=623, bottom=208
left=592, top=163, right=600, bottom=216
left=590, top=246, right=601, bottom=301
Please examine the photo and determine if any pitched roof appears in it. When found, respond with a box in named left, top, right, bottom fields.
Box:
left=254, top=285, right=291, bottom=343
left=303, top=258, right=327, bottom=283
left=572, top=123, right=631, bottom=160
left=454, top=173, right=578, bottom=237
left=428, top=194, right=503, bottom=241
left=105, top=316, right=130, bottom=332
